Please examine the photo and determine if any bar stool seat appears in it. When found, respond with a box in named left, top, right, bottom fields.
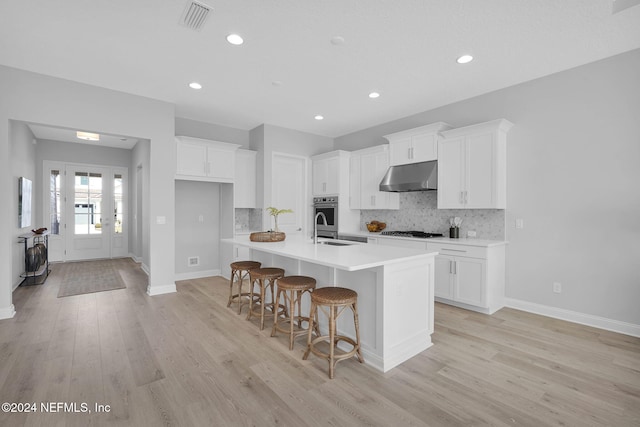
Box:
left=228, top=261, right=262, bottom=314
left=303, top=286, right=364, bottom=379
left=271, top=276, right=320, bottom=350
left=247, top=267, right=286, bottom=330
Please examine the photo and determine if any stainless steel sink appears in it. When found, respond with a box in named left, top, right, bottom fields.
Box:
left=317, top=241, right=353, bottom=246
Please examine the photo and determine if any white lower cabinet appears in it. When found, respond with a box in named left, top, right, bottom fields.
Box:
left=427, top=242, right=506, bottom=314
left=234, top=244, right=251, bottom=261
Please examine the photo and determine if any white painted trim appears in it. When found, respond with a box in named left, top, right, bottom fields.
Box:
left=175, top=269, right=221, bottom=281
left=146, top=283, right=176, bottom=296
left=140, top=263, right=150, bottom=276
left=504, top=298, right=640, bottom=338
left=0, top=304, right=16, bottom=320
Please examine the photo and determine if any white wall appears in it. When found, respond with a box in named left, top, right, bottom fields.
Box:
left=175, top=117, right=250, bottom=148
left=131, top=140, right=150, bottom=269
left=174, top=180, right=221, bottom=277
left=0, top=65, right=176, bottom=318
left=335, top=49, right=640, bottom=327
left=9, top=122, right=37, bottom=290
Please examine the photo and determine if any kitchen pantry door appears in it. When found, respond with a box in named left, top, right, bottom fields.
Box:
left=44, top=161, right=128, bottom=261
left=271, top=152, right=307, bottom=235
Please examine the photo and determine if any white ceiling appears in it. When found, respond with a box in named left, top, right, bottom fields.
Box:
left=2, top=0, right=640, bottom=139
left=26, top=124, right=139, bottom=149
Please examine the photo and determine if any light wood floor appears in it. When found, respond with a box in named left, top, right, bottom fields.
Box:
left=1, top=259, right=639, bottom=426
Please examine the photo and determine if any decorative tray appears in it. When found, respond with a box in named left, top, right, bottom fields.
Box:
left=250, top=231, right=286, bottom=242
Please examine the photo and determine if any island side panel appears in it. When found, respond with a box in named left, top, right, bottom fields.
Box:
left=379, top=256, right=434, bottom=372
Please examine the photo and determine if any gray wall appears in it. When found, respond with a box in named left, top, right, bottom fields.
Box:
left=9, top=122, right=37, bottom=289
left=175, top=117, right=250, bottom=148
left=335, top=49, right=640, bottom=326
left=174, top=180, right=221, bottom=275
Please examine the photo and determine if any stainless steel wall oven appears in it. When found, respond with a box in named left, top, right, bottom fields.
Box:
left=313, top=196, right=338, bottom=238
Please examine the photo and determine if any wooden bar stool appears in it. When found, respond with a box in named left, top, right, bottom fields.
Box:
left=271, top=276, right=320, bottom=350
left=303, top=286, right=364, bottom=379
left=247, top=267, right=286, bottom=330
left=227, top=261, right=262, bottom=314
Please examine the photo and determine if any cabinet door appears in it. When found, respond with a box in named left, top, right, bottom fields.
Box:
left=207, top=146, right=235, bottom=181
left=360, top=150, right=391, bottom=209
left=411, top=133, right=438, bottom=162
left=434, top=255, right=454, bottom=299
left=313, top=157, right=340, bottom=195
left=454, top=257, right=486, bottom=307
left=176, top=142, right=207, bottom=177
left=312, top=159, right=327, bottom=195
left=437, top=137, right=465, bottom=208
left=389, top=137, right=412, bottom=166
left=234, top=150, right=256, bottom=208
left=465, top=132, right=496, bottom=208
left=349, top=154, right=361, bottom=209
left=234, top=245, right=251, bottom=261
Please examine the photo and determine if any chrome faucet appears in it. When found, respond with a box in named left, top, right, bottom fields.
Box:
left=314, top=212, right=327, bottom=244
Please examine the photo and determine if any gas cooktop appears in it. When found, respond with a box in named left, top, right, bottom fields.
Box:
left=380, top=231, right=444, bottom=238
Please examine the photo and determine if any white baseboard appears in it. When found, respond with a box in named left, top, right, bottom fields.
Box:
left=146, top=283, right=177, bottom=296
left=140, top=263, right=150, bottom=276
left=129, top=254, right=143, bottom=264
left=0, top=304, right=16, bottom=320
left=504, top=298, right=640, bottom=338
left=175, top=269, right=221, bottom=282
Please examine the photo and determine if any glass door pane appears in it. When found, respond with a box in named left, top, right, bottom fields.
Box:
left=114, top=174, right=123, bottom=234
left=74, top=172, right=103, bottom=235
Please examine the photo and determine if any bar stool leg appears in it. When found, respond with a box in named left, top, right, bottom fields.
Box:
left=352, top=301, right=364, bottom=363
left=288, top=290, right=297, bottom=350
left=329, top=305, right=336, bottom=379
left=246, top=278, right=257, bottom=322
left=227, top=268, right=238, bottom=308
left=303, top=300, right=316, bottom=360
left=259, top=279, right=267, bottom=330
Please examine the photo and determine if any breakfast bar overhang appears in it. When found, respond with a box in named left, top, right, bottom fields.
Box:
left=222, top=235, right=437, bottom=372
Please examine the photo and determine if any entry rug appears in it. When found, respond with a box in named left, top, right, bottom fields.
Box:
left=57, top=259, right=126, bottom=297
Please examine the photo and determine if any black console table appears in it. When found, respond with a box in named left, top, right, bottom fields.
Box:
left=19, top=230, right=50, bottom=286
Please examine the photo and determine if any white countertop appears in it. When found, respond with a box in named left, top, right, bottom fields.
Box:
left=222, top=234, right=437, bottom=271
left=339, top=231, right=507, bottom=248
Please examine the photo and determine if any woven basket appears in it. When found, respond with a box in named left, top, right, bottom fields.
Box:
left=250, top=231, right=286, bottom=242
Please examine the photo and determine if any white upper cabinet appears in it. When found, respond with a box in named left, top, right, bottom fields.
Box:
left=234, top=149, right=257, bottom=208
left=384, top=122, right=452, bottom=166
left=175, top=136, right=241, bottom=183
left=437, top=119, right=513, bottom=209
left=349, top=145, right=399, bottom=210
left=312, top=150, right=350, bottom=196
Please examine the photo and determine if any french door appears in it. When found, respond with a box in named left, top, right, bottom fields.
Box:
left=43, top=161, right=128, bottom=261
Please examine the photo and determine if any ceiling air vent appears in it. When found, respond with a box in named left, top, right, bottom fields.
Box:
left=180, top=1, right=212, bottom=31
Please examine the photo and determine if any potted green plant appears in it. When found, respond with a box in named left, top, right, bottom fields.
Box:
left=266, top=207, right=293, bottom=233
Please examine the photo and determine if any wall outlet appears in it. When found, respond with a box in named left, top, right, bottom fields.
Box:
left=516, top=218, right=524, bottom=229
left=553, top=282, right=562, bottom=293
left=467, top=230, right=477, bottom=237
left=188, top=256, right=200, bottom=267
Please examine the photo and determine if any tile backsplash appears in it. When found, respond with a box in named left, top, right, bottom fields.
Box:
left=235, top=208, right=263, bottom=232
left=360, top=192, right=505, bottom=240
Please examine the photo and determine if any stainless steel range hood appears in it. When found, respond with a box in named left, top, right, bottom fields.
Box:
left=379, top=160, right=438, bottom=192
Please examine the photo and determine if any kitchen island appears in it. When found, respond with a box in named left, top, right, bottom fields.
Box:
left=221, top=235, right=437, bottom=372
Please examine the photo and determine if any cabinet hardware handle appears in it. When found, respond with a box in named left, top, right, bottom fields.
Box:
left=442, top=248, right=466, bottom=253
left=449, top=260, right=453, bottom=274
left=464, top=191, right=468, bottom=204
left=459, top=191, right=464, bottom=204
left=408, top=147, right=411, bottom=159
left=453, top=261, right=457, bottom=275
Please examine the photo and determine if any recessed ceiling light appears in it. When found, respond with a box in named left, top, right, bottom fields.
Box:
left=189, top=82, right=202, bottom=89
left=77, top=131, right=100, bottom=141
left=314, top=115, right=324, bottom=121
left=226, top=34, right=244, bottom=45
left=272, top=80, right=283, bottom=87
left=456, top=54, right=474, bottom=64
left=330, top=36, right=345, bottom=46
left=369, top=92, right=380, bottom=99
